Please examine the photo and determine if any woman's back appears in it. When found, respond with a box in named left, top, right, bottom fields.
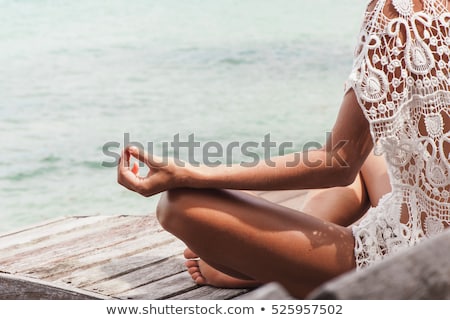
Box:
left=348, top=0, right=450, bottom=268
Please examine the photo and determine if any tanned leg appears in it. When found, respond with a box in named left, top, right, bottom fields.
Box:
left=157, top=188, right=357, bottom=298
left=301, top=172, right=370, bottom=226
left=181, top=173, right=369, bottom=289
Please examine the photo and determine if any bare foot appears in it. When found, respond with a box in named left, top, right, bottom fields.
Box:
left=183, top=248, right=261, bottom=288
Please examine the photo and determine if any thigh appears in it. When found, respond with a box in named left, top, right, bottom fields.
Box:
left=157, top=188, right=356, bottom=298
left=301, top=172, right=370, bottom=226
left=360, top=151, right=391, bottom=206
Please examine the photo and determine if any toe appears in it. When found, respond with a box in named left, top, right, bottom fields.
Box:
left=185, top=260, right=199, bottom=268
left=191, top=271, right=202, bottom=280
left=183, top=248, right=199, bottom=259
left=190, top=271, right=206, bottom=285
left=195, top=276, right=207, bottom=285
left=188, top=266, right=200, bottom=274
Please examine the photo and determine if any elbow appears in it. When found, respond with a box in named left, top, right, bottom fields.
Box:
left=322, top=151, right=363, bottom=187
left=320, top=140, right=367, bottom=187
left=332, top=165, right=361, bottom=187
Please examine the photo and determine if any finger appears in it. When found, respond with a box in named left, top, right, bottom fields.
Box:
left=117, top=149, right=130, bottom=175
left=126, top=145, right=164, bottom=168
left=117, top=149, right=142, bottom=192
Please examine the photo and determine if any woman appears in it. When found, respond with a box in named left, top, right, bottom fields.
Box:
left=118, top=0, right=450, bottom=298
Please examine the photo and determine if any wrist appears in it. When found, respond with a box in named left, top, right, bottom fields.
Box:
left=176, top=162, right=204, bottom=189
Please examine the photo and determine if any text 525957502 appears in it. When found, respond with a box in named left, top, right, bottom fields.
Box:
left=270, top=304, right=343, bottom=315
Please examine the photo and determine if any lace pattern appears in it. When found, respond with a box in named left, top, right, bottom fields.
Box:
left=347, top=0, right=450, bottom=269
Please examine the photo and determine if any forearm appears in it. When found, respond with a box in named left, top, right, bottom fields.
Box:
left=118, top=90, right=372, bottom=197
left=184, top=148, right=359, bottom=191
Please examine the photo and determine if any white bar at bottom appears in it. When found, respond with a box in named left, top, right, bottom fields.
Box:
left=0, top=300, right=447, bottom=320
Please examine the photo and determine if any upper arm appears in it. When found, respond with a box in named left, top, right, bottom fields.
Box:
left=327, top=88, right=374, bottom=184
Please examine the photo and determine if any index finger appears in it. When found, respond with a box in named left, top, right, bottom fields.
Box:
left=126, top=145, right=165, bottom=168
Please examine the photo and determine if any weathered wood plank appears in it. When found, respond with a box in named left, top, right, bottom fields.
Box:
left=0, top=216, right=70, bottom=239
left=27, top=230, right=178, bottom=280
left=116, top=271, right=198, bottom=300
left=49, top=237, right=185, bottom=287
left=118, top=271, right=248, bottom=300
left=0, top=216, right=156, bottom=272
left=0, top=216, right=110, bottom=250
left=237, top=282, right=293, bottom=300
left=0, top=215, right=125, bottom=258
left=84, top=255, right=186, bottom=296
left=169, top=285, right=249, bottom=300
left=0, top=273, right=110, bottom=300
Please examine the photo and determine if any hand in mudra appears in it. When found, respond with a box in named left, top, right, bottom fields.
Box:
left=117, top=146, right=184, bottom=197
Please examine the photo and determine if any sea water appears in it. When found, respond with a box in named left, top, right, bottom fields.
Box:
left=0, top=0, right=367, bottom=233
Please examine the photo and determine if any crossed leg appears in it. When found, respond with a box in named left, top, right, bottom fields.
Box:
left=182, top=171, right=369, bottom=290
left=156, top=183, right=363, bottom=298
left=176, top=151, right=388, bottom=294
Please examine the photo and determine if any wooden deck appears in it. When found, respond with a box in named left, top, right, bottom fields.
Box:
left=0, top=190, right=308, bottom=300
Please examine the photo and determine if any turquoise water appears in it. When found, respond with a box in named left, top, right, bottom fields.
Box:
left=0, top=0, right=366, bottom=233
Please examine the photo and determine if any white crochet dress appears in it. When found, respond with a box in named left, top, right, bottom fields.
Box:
left=347, top=0, right=450, bottom=269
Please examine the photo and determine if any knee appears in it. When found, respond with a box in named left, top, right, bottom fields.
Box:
left=156, top=188, right=192, bottom=232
